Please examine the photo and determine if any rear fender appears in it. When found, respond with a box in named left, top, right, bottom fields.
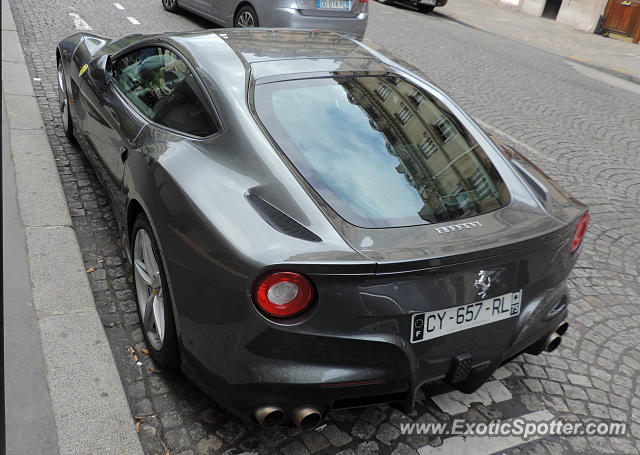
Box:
left=492, top=136, right=587, bottom=224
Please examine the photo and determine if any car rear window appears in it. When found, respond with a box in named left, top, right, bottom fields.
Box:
left=253, top=75, right=510, bottom=228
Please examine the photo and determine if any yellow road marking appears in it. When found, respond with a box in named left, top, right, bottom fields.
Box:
left=611, top=66, right=633, bottom=75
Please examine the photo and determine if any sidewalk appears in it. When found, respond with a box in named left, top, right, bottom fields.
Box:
left=438, top=0, right=640, bottom=84
left=3, top=75, right=60, bottom=455
left=2, top=0, right=144, bottom=453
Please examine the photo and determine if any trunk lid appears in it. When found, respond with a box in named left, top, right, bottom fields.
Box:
left=332, top=199, right=570, bottom=273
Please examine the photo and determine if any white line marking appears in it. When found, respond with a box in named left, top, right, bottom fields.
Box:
left=431, top=380, right=512, bottom=415
left=418, top=410, right=555, bottom=455
left=113, top=3, right=125, bottom=9
left=68, top=13, right=92, bottom=31
left=126, top=16, right=140, bottom=25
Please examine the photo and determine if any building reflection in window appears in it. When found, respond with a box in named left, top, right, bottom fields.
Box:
left=254, top=74, right=510, bottom=227
left=340, top=76, right=509, bottom=224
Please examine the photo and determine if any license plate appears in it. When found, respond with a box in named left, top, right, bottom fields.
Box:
left=317, top=0, right=349, bottom=9
left=410, top=290, right=522, bottom=343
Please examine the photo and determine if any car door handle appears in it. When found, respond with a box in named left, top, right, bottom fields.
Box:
left=120, top=146, right=129, bottom=163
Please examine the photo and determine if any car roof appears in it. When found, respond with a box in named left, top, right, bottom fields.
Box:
left=177, top=29, right=375, bottom=63
left=165, top=29, right=392, bottom=80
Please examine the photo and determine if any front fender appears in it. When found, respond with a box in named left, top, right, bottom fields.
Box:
left=57, top=33, right=84, bottom=110
left=57, top=32, right=84, bottom=67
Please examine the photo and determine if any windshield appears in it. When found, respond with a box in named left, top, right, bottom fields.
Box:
left=254, top=75, right=510, bottom=228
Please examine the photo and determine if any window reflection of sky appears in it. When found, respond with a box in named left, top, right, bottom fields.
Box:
left=272, top=85, right=424, bottom=221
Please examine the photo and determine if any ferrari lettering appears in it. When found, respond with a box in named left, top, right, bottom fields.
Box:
left=435, top=221, right=483, bottom=234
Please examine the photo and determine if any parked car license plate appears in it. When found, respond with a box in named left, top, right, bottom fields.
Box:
left=410, top=290, right=522, bottom=343
left=317, top=0, right=349, bottom=9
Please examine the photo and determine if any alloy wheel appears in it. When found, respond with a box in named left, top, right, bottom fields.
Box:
left=236, top=11, right=255, bottom=27
left=163, top=0, right=175, bottom=8
left=57, top=62, right=69, bottom=134
left=133, top=228, right=166, bottom=351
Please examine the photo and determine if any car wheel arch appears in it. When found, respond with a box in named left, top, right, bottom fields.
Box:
left=127, top=199, right=145, bottom=243
left=126, top=199, right=167, bottom=265
left=55, top=48, right=67, bottom=90
left=126, top=198, right=184, bottom=341
left=234, top=1, right=258, bottom=25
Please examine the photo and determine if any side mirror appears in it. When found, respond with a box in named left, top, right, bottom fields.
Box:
left=87, top=54, right=112, bottom=90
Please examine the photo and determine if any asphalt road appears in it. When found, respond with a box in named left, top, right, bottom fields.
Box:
left=6, top=0, right=640, bottom=453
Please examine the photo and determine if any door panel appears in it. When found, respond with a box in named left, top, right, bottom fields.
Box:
left=604, top=0, right=640, bottom=35
left=76, top=74, right=145, bottom=226
left=186, top=0, right=227, bottom=21
left=210, top=0, right=236, bottom=23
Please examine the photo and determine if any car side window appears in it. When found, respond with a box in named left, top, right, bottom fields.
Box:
left=111, top=46, right=218, bottom=137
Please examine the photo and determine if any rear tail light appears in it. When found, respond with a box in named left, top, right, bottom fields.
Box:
left=359, top=0, right=369, bottom=2
left=570, top=213, right=589, bottom=254
left=254, top=272, right=314, bottom=317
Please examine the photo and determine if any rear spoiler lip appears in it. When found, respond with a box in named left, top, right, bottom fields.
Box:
left=373, top=221, right=575, bottom=275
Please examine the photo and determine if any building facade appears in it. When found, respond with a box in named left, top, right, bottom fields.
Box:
left=500, top=0, right=640, bottom=43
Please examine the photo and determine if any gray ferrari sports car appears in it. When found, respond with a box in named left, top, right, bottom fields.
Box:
left=56, top=29, right=589, bottom=429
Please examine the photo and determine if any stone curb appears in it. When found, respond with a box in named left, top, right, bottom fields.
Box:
left=1, top=1, right=144, bottom=454
left=435, top=11, right=640, bottom=86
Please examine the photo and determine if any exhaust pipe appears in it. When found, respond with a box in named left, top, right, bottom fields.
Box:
left=545, top=320, right=568, bottom=352
left=544, top=333, right=562, bottom=352
left=255, top=406, right=285, bottom=427
left=556, top=321, right=569, bottom=336
left=526, top=320, right=569, bottom=355
left=291, top=407, right=321, bottom=430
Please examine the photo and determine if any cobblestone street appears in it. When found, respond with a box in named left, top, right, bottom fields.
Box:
left=6, top=0, right=640, bottom=453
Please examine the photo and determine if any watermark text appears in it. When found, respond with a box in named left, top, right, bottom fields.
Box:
left=400, top=418, right=627, bottom=439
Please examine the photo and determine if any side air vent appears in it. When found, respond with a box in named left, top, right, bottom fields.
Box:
left=246, top=193, right=322, bottom=243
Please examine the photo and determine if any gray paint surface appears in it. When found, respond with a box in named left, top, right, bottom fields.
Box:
left=57, top=26, right=585, bottom=419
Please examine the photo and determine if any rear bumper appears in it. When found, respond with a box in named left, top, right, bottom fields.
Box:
left=183, top=353, right=413, bottom=424
left=176, top=268, right=571, bottom=421
left=260, top=7, right=368, bottom=36
left=184, top=312, right=568, bottom=423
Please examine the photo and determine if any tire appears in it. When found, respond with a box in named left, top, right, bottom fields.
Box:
left=417, top=3, right=435, bottom=12
left=132, top=213, right=180, bottom=369
left=162, top=0, right=180, bottom=13
left=57, top=60, right=74, bottom=140
left=234, top=4, right=259, bottom=28
left=375, top=0, right=392, bottom=3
